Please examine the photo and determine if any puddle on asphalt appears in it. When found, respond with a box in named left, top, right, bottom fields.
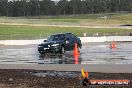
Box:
left=38, top=53, right=82, bottom=64
left=0, top=43, right=132, bottom=64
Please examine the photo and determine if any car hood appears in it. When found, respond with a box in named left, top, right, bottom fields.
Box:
left=39, top=41, right=59, bottom=46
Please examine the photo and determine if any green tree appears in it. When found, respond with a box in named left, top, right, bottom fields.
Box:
left=0, top=0, right=8, bottom=16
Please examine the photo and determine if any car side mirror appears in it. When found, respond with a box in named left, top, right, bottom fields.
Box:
left=44, top=40, right=47, bottom=42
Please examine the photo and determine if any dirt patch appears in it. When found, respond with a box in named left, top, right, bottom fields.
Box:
left=0, top=69, right=131, bottom=88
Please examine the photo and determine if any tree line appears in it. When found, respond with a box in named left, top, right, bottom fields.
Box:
left=0, top=0, right=132, bottom=17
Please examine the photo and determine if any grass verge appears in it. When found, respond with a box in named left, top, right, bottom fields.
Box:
left=0, top=25, right=132, bottom=40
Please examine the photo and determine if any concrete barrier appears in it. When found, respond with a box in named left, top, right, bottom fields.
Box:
left=80, top=36, right=132, bottom=43
left=106, top=36, right=132, bottom=42
left=0, top=39, right=43, bottom=45
left=0, top=36, right=132, bottom=45
left=80, top=36, right=106, bottom=43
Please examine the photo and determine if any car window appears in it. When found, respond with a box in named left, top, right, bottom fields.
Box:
left=65, top=34, right=70, bottom=39
left=54, top=35, right=59, bottom=41
left=47, top=35, right=54, bottom=41
left=65, top=33, right=75, bottom=41
left=52, top=34, right=65, bottom=41
left=70, top=34, right=76, bottom=39
left=60, top=34, right=65, bottom=40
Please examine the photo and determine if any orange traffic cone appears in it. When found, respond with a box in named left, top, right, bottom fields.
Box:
left=73, top=43, right=79, bottom=56
left=74, top=54, right=79, bottom=64
left=110, top=41, right=116, bottom=49
left=73, top=43, right=79, bottom=64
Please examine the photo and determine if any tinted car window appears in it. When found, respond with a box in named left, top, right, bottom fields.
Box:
left=70, top=34, right=76, bottom=39
left=47, top=35, right=54, bottom=41
left=65, top=34, right=70, bottom=40
left=51, top=34, right=65, bottom=41
left=54, top=35, right=59, bottom=41
left=65, top=33, right=75, bottom=39
left=61, top=35, right=65, bottom=40
left=47, top=34, right=73, bottom=41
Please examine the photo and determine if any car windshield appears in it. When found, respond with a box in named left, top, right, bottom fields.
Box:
left=47, top=35, right=54, bottom=41
left=47, top=34, right=65, bottom=41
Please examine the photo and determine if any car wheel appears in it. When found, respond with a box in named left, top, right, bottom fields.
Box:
left=39, top=51, right=44, bottom=54
left=61, top=46, right=65, bottom=54
left=53, top=50, right=56, bottom=54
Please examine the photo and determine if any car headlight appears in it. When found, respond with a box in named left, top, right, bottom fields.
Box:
left=48, top=45, right=50, bottom=47
left=51, top=44, right=59, bottom=46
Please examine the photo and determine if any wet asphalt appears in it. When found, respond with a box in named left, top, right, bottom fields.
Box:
left=0, top=42, right=132, bottom=64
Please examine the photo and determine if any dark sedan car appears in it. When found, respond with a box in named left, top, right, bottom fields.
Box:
left=38, top=33, right=82, bottom=54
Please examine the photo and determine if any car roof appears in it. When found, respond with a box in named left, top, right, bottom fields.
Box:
left=52, top=33, right=72, bottom=36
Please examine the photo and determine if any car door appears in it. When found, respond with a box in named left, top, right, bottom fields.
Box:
left=69, top=34, right=77, bottom=50
left=65, top=34, right=75, bottom=50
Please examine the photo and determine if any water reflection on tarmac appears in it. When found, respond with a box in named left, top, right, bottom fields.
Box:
left=0, top=42, right=132, bottom=64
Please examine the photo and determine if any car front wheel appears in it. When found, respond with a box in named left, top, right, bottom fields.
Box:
left=39, top=51, right=44, bottom=54
left=61, top=46, right=65, bottom=54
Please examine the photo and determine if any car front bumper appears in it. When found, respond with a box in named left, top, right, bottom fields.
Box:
left=38, top=45, right=60, bottom=53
